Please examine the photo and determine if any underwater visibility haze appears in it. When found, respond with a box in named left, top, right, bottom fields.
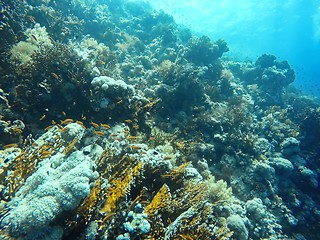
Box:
left=148, top=0, right=320, bottom=97
left=0, top=0, right=320, bottom=239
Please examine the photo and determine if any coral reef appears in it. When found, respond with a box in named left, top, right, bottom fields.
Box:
left=90, top=76, right=135, bottom=111
left=185, top=36, right=229, bottom=65
left=0, top=0, right=319, bottom=239
left=10, top=23, right=53, bottom=65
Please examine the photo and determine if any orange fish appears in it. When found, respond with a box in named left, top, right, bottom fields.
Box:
left=90, top=121, right=99, bottom=128
left=51, top=72, right=59, bottom=80
left=94, top=131, right=105, bottom=136
left=100, top=123, right=111, bottom=129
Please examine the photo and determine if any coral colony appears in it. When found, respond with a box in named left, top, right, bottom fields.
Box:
left=0, top=0, right=319, bottom=239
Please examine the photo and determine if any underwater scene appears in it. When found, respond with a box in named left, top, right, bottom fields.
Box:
left=147, top=0, right=320, bottom=98
left=0, top=0, right=319, bottom=239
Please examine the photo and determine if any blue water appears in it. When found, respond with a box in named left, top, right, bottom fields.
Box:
left=146, top=0, right=320, bottom=97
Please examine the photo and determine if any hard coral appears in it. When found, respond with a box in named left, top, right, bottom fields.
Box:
left=185, top=36, right=229, bottom=65
left=255, top=54, right=295, bottom=90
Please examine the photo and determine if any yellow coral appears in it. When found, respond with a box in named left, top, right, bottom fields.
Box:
left=171, top=181, right=208, bottom=211
left=63, top=136, right=80, bottom=156
left=100, top=161, right=143, bottom=215
left=161, top=162, right=191, bottom=182
left=101, top=170, right=131, bottom=214
left=145, top=184, right=171, bottom=216
left=76, top=177, right=103, bottom=224
left=0, top=134, right=62, bottom=200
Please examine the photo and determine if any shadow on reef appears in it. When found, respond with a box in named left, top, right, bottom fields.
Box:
left=300, top=107, right=320, bottom=154
left=0, top=0, right=320, bottom=240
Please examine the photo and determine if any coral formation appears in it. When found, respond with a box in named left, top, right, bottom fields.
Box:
left=91, top=76, right=135, bottom=111
left=10, top=23, right=53, bottom=65
left=185, top=36, right=229, bottom=65
left=0, top=0, right=319, bottom=239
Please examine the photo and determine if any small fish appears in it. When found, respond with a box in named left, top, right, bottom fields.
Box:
left=60, top=118, right=74, bottom=124
left=40, top=114, right=46, bottom=121
left=81, top=112, right=86, bottom=120
left=100, top=123, right=111, bottom=129
left=3, top=143, right=18, bottom=149
left=76, top=120, right=86, bottom=129
left=40, top=151, right=52, bottom=157
left=31, top=34, right=37, bottom=41
left=90, top=121, right=99, bottom=128
left=124, top=119, right=132, bottom=123
left=127, top=136, right=138, bottom=141
left=132, top=125, right=139, bottom=130
left=28, top=16, right=36, bottom=23
left=94, top=131, right=105, bottom=136
left=59, top=127, right=69, bottom=133
left=44, top=125, right=53, bottom=131
left=56, top=124, right=63, bottom=130
left=51, top=72, right=59, bottom=80
left=48, top=36, right=56, bottom=44
left=129, top=145, right=142, bottom=150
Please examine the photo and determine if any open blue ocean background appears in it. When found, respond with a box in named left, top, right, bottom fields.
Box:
left=146, top=0, right=320, bottom=98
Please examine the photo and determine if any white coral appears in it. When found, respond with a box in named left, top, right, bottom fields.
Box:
left=205, top=176, right=233, bottom=203
left=1, top=149, right=98, bottom=236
